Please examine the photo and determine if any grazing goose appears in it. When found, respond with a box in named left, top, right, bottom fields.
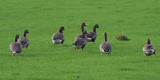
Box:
left=76, top=23, right=88, bottom=39
left=52, top=26, right=65, bottom=46
left=143, top=39, right=156, bottom=57
left=86, top=24, right=100, bottom=43
left=73, top=31, right=89, bottom=52
left=17, top=30, right=29, bottom=49
left=10, top=34, right=22, bottom=56
left=100, top=32, right=112, bottom=56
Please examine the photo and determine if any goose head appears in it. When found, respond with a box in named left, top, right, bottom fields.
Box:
left=146, top=38, right=150, bottom=45
left=15, top=34, right=19, bottom=42
left=24, top=30, right=29, bottom=34
left=94, top=24, right=100, bottom=28
left=24, top=30, right=29, bottom=37
left=81, top=23, right=88, bottom=32
left=82, top=23, right=88, bottom=27
left=59, top=26, right=65, bottom=33
left=93, top=24, right=100, bottom=33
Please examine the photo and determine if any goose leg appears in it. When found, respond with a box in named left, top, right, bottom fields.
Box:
left=19, top=53, right=21, bottom=56
left=155, top=52, right=156, bottom=57
left=62, top=44, right=64, bottom=47
left=74, top=48, right=76, bottom=52
left=107, top=54, right=109, bottom=56
left=101, top=51, right=102, bottom=56
left=26, top=45, right=28, bottom=51
left=82, top=48, right=83, bottom=52
left=53, top=43, right=55, bottom=46
left=12, top=53, right=14, bottom=56
left=26, top=48, right=28, bottom=51
left=62, top=41, right=64, bottom=47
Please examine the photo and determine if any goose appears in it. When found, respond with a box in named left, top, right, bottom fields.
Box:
left=73, top=31, right=89, bottom=52
left=10, top=34, right=22, bottom=56
left=76, top=23, right=88, bottom=39
left=86, top=24, right=100, bottom=43
left=52, top=26, right=65, bottom=46
left=100, top=32, right=112, bottom=56
left=143, top=39, right=156, bottom=57
left=17, top=30, right=29, bottom=49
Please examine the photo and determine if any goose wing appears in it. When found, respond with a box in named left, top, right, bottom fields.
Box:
left=18, top=37, right=29, bottom=47
left=76, top=34, right=82, bottom=39
left=52, top=33, right=64, bottom=40
left=10, top=42, right=22, bottom=53
left=100, top=42, right=112, bottom=53
left=143, top=44, right=155, bottom=55
left=143, top=45, right=155, bottom=51
left=73, top=38, right=86, bottom=46
left=86, top=32, right=97, bottom=40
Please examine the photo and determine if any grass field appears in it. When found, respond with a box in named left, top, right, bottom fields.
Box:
left=0, top=0, right=160, bottom=80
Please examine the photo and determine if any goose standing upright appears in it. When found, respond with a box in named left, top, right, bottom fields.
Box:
left=100, top=32, right=112, bottom=56
left=86, top=24, right=100, bottom=43
left=76, top=23, right=88, bottom=39
left=10, top=34, right=22, bottom=56
left=73, top=31, right=89, bottom=52
left=143, top=39, right=156, bottom=57
left=52, top=26, right=65, bottom=46
left=18, top=30, right=29, bottom=49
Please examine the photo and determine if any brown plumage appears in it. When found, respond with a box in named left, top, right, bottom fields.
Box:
left=76, top=23, right=88, bottom=39
left=10, top=34, right=22, bottom=56
left=17, top=30, right=29, bottom=48
left=73, top=31, right=89, bottom=52
left=52, top=26, right=65, bottom=46
left=143, top=39, right=156, bottom=56
left=99, top=32, right=112, bottom=56
left=86, top=24, right=100, bottom=43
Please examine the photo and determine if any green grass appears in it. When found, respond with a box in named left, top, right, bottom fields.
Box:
left=0, top=0, right=160, bottom=80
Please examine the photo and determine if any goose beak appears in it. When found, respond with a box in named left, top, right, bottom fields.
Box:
left=87, top=32, right=90, bottom=35
left=85, top=24, right=88, bottom=26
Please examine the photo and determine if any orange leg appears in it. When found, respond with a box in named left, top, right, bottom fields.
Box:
left=12, top=53, right=14, bottom=56
left=53, top=43, right=55, bottom=46
left=26, top=48, right=28, bottom=51
left=74, top=48, right=76, bottom=53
